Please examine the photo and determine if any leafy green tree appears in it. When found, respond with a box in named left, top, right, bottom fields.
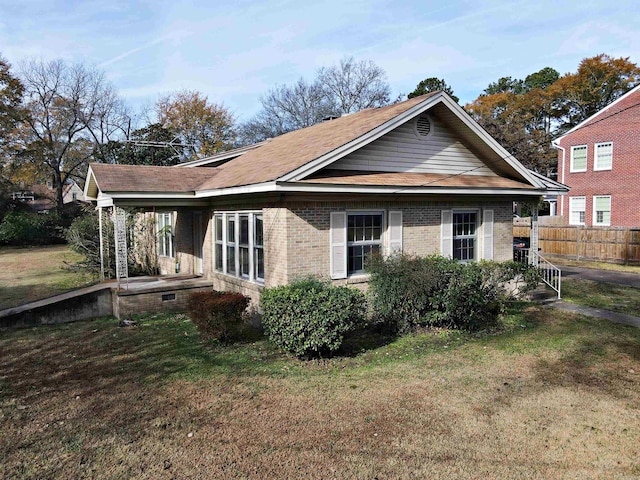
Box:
left=105, top=123, right=181, bottom=166
left=466, top=56, right=639, bottom=173
left=408, top=77, right=458, bottom=102
left=156, top=90, right=236, bottom=160
left=552, top=54, right=640, bottom=131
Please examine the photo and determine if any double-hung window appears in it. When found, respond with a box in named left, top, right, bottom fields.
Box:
left=254, top=215, right=264, bottom=281
left=214, top=212, right=264, bottom=283
left=347, top=213, right=383, bottom=275
left=569, top=196, right=586, bottom=225
left=570, top=145, right=587, bottom=172
left=157, top=212, right=174, bottom=257
left=214, top=214, right=223, bottom=271
left=594, top=142, right=613, bottom=171
left=593, top=195, right=611, bottom=226
left=452, top=212, right=477, bottom=262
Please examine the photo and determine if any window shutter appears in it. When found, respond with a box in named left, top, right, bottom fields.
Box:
left=483, top=209, right=494, bottom=260
left=441, top=210, right=453, bottom=258
left=388, top=211, right=403, bottom=254
left=330, top=211, right=347, bottom=279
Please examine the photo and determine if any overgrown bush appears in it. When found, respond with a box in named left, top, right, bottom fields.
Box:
left=66, top=207, right=158, bottom=277
left=0, top=210, right=64, bottom=245
left=367, top=254, right=540, bottom=333
left=261, top=278, right=366, bottom=358
left=187, top=291, right=250, bottom=342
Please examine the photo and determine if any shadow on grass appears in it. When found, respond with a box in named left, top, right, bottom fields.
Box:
left=339, top=325, right=398, bottom=357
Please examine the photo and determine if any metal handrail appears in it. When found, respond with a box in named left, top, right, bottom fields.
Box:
left=530, top=250, right=562, bottom=299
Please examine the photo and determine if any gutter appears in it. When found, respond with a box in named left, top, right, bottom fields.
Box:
left=551, top=139, right=566, bottom=217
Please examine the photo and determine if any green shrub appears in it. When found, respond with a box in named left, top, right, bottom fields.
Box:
left=428, top=261, right=502, bottom=330
left=261, top=279, right=366, bottom=358
left=366, top=253, right=459, bottom=333
left=187, top=291, right=250, bottom=342
left=0, top=210, right=63, bottom=245
left=367, top=254, right=541, bottom=333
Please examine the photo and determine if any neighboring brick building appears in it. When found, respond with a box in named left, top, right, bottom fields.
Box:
left=85, top=92, right=566, bottom=303
left=553, top=84, right=640, bottom=227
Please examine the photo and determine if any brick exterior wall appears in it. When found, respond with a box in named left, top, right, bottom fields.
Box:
left=557, top=87, right=640, bottom=227
left=170, top=198, right=513, bottom=303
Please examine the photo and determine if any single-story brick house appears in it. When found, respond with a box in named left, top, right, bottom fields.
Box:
left=85, top=92, right=567, bottom=303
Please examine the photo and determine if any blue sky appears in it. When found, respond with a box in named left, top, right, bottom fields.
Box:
left=1, top=0, right=639, bottom=125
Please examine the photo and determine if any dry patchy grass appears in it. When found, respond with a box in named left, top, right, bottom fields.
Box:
left=1, top=309, right=639, bottom=479
left=562, top=278, right=640, bottom=317
left=0, top=245, right=95, bottom=310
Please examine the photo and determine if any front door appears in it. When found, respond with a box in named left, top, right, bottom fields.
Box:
left=193, top=212, right=204, bottom=275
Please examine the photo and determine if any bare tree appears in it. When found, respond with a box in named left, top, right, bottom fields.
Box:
left=17, top=59, right=126, bottom=211
left=239, top=57, right=392, bottom=145
left=317, top=57, right=391, bottom=114
left=238, top=78, right=334, bottom=144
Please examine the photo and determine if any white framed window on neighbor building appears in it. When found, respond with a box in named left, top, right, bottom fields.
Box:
left=569, top=196, right=586, bottom=225
left=156, top=212, right=175, bottom=257
left=570, top=145, right=587, bottom=172
left=594, top=142, right=613, bottom=171
left=593, top=195, right=611, bottom=226
left=330, top=210, right=402, bottom=279
left=213, top=211, right=264, bottom=283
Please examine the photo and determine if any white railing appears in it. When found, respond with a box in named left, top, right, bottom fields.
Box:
left=530, top=250, right=562, bottom=299
left=514, top=248, right=562, bottom=299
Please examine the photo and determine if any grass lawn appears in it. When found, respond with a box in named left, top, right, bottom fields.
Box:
left=1, top=308, right=639, bottom=479
left=562, top=278, right=640, bottom=317
left=0, top=245, right=96, bottom=310
left=554, top=257, right=640, bottom=274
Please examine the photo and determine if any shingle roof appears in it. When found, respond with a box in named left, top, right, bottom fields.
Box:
left=196, top=94, right=436, bottom=191
left=300, top=170, right=533, bottom=189
left=89, top=163, right=214, bottom=193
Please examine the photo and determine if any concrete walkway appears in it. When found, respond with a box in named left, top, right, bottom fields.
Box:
left=546, top=301, right=640, bottom=328
left=540, top=263, right=640, bottom=327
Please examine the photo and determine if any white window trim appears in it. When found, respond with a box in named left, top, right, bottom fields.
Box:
left=346, top=210, right=385, bottom=276
left=213, top=210, right=264, bottom=284
left=570, top=145, right=587, bottom=173
left=156, top=212, right=174, bottom=258
left=592, top=195, right=611, bottom=226
left=452, top=209, right=479, bottom=262
left=569, top=196, right=586, bottom=226
left=594, top=142, right=613, bottom=171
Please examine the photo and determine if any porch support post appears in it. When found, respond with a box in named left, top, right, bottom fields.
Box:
left=112, top=206, right=129, bottom=289
left=530, top=204, right=539, bottom=267
left=98, top=206, right=105, bottom=281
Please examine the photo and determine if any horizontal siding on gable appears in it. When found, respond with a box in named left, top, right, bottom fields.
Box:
left=332, top=116, right=496, bottom=176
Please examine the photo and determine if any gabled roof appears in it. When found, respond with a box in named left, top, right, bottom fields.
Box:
left=553, top=84, right=640, bottom=144
left=196, top=94, right=437, bottom=191
left=176, top=141, right=269, bottom=168
left=85, top=163, right=212, bottom=199
left=86, top=91, right=567, bottom=203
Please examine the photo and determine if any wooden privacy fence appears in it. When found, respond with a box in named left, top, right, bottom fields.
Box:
left=513, top=224, right=640, bottom=264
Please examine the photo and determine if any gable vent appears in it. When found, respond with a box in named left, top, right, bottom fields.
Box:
left=415, top=115, right=431, bottom=137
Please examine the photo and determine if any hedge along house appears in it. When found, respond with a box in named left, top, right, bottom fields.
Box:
left=84, top=92, right=568, bottom=304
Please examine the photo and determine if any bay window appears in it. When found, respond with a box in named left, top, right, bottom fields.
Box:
left=214, top=211, right=264, bottom=283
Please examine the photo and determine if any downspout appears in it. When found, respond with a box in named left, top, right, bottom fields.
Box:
left=551, top=139, right=565, bottom=218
